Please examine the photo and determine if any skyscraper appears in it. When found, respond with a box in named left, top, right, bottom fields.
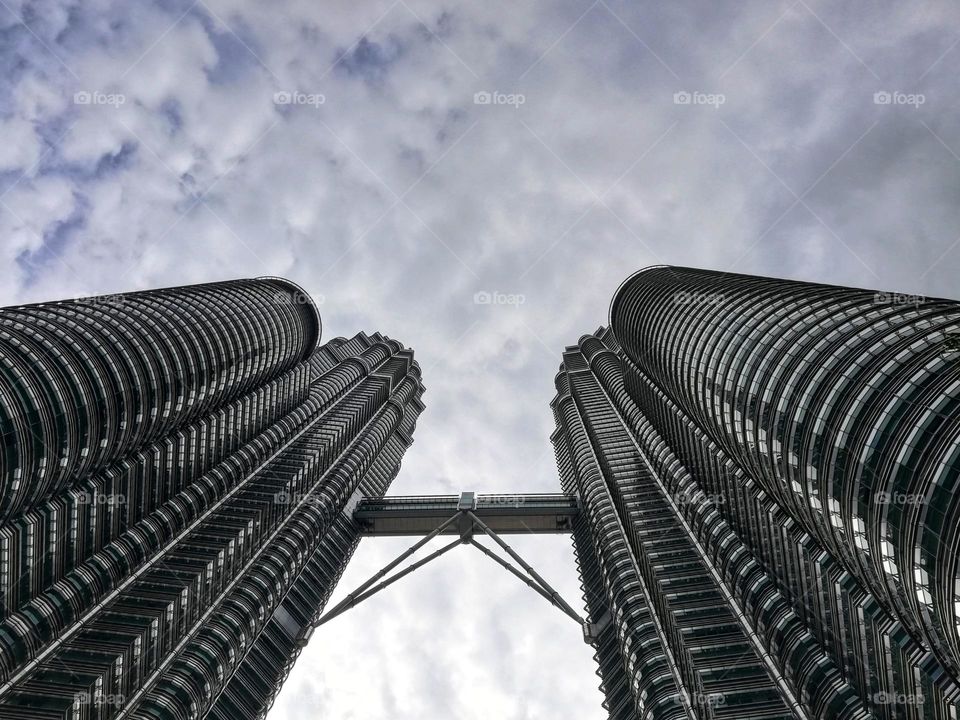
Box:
left=0, top=278, right=425, bottom=719
left=552, top=266, right=960, bottom=719
left=2, top=267, right=958, bottom=720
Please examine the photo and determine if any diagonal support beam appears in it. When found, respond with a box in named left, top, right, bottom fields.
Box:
left=466, top=510, right=586, bottom=627
left=315, top=537, right=461, bottom=627
left=468, top=539, right=584, bottom=625
left=310, top=502, right=589, bottom=640
left=313, top=510, right=462, bottom=627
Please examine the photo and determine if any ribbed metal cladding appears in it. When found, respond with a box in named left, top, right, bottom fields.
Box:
left=607, top=266, right=960, bottom=718
left=552, top=329, right=848, bottom=720
left=550, top=418, right=640, bottom=720
left=0, top=277, right=321, bottom=523
left=0, top=276, right=424, bottom=720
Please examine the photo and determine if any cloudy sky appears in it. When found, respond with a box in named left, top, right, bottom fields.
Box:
left=2, top=0, right=960, bottom=717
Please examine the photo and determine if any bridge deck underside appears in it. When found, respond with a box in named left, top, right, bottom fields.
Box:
left=354, top=494, right=579, bottom=536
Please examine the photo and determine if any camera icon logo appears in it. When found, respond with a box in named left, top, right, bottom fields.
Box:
left=474, top=91, right=492, bottom=105
left=674, top=91, right=692, bottom=105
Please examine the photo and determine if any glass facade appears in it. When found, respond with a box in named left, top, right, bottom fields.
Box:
left=553, top=266, right=960, bottom=719
left=0, top=280, right=425, bottom=720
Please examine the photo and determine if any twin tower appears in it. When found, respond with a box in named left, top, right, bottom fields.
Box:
left=0, top=268, right=958, bottom=719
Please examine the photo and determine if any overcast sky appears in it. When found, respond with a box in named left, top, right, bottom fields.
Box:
left=2, top=1, right=960, bottom=717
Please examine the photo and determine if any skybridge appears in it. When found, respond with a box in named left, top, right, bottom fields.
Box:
left=353, top=492, right=579, bottom=536
left=306, top=491, right=598, bottom=643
